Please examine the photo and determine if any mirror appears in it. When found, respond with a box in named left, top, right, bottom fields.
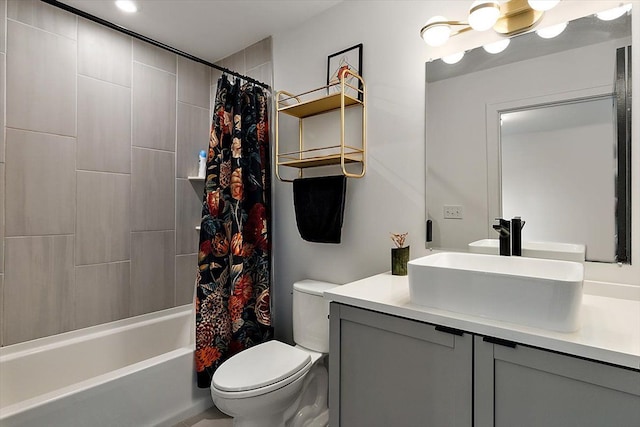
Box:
left=425, top=11, right=632, bottom=263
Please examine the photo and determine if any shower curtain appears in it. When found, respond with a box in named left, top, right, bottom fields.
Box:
left=195, top=75, right=272, bottom=388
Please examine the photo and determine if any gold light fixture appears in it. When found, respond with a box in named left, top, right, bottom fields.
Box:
left=420, top=0, right=554, bottom=47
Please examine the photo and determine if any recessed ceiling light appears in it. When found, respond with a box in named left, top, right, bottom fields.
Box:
left=115, top=0, right=138, bottom=13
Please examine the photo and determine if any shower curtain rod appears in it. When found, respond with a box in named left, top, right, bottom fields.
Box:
left=40, top=0, right=271, bottom=90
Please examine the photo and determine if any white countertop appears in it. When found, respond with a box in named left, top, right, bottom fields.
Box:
left=324, top=272, right=640, bottom=370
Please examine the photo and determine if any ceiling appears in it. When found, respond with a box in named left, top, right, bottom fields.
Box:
left=57, top=0, right=342, bottom=63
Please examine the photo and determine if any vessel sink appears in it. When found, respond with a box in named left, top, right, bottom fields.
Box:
left=468, top=239, right=585, bottom=262
left=407, top=252, right=584, bottom=332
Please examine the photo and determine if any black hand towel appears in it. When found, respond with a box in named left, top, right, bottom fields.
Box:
left=293, top=175, right=347, bottom=244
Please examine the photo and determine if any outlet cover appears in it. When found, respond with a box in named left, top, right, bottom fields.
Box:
left=443, top=205, right=463, bottom=219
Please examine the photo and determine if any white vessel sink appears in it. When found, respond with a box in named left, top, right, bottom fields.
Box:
left=407, top=252, right=584, bottom=332
left=468, top=239, right=585, bottom=262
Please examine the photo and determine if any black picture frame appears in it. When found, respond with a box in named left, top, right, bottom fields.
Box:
left=327, top=43, right=363, bottom=100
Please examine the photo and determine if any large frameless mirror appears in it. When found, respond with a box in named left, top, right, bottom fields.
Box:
left=425, top=10, right=632, bottom=263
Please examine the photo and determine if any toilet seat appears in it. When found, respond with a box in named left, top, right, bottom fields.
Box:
left=211, top=341, right=313, bottom=399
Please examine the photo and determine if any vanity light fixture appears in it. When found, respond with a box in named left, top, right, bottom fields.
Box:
left=535, top=21, right=567, bottom=39
left=527, top=0, right=560, bottom=12
left=483, top=38, right=511, bottom=54
left=420, top=0, right=558, bottom=47
left=115, top=0, right=138, bottom=13
left=442, top=51, right=465, bottom=64
left=596, top=3, right=632, bottom=21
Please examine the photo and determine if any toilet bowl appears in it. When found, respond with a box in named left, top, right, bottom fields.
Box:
left=210, top=280, right=337, bottom=427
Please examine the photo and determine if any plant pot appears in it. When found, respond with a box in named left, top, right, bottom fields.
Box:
left=391, top=246, right=410, bottom=276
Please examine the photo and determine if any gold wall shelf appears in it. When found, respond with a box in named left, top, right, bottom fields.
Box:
left=275, top=69, right=366, bottom=182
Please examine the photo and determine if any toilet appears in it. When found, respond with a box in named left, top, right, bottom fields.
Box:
left=210, top=279, right=338, bottom=427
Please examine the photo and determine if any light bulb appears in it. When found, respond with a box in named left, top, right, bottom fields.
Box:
left=468, top=1, right=501, bottom=31
left=421, top=16, right=452, bottom=47
left=483, top=39, right=510, bottom=54
left=442, top=52, right=465, bottom=64
left=527, top=0, right=560, bottom=12
left=115, top=0, right=138, bottom=13
left=596, top=4, right=632, bottom=21
left=536, top=22, right=567, bottom=39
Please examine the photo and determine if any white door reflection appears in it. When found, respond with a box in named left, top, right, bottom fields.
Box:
left=500, top=97, right=616, bottom=262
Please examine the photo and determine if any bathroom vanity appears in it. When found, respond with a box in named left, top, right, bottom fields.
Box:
left=325, top=270, right=640, bottom=427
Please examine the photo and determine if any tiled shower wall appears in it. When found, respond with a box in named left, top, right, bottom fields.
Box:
left=0, top=0, right=273, bottom=346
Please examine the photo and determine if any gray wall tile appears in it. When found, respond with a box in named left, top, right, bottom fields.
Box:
left=133, top=63, right=176, bottom=151
left=4, top=236, right=75, bottom=345
left=131, top=231, right=175, bottom=316
left=131, top=148, right=175, bottom=231
left=0, top=0, right=6, bottom=53
left=247, top=63, right=273, bottom=89
left=76, top=171, right=131, bottom=265
left=78, top=18, right=131, bottom=87
left=0, top=53, right=5, bottom=163
left=245, top=37, right=272, bottom=70
left=75, top=262, right=130, bottom=329
left=77, top=76, right=131, bottom=173
left=5, top=129, right=75, bottom=236
left=0, top=274, right=3, bottom=346
left=220, top=50, right=246, bottom=75
left=7, top=20, right=76, bottom=136
left=176, top=179, right=202, bottom=255
left=175, top=254, right=197, bottom=306
left=133, top=39, right=176, bottom=74
left=178, top=56, right=211, bottom=109
left=0, top=164, right=4, bottom=273
left=177, top=102, right=210, bottom=178
left=211, top=67, right=222, bottom=87
left=7, top=0, right=76, bottom=39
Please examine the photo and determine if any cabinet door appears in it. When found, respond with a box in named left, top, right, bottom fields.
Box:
left=329, top=303, right=472, bottom=427
left=475, top=335, right=640, bottom=427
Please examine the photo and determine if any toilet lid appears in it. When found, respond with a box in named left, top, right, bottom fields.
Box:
left=212, top=341, right=311, bottom=392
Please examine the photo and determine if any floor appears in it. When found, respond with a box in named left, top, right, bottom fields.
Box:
left=173, top=406, right=232, bottom=427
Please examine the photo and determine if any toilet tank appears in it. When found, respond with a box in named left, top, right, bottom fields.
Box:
left=292, top=280, right=339, bottom=353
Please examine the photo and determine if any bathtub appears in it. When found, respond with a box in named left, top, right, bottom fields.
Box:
left=0, top=305, right=212, bottom=427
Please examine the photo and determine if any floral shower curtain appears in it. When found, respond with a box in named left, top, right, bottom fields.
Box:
left=195, top=75, right=273, bottom=388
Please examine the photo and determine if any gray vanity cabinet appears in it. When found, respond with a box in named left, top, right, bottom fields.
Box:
left=329, top=303, right=473, bottom=427
left=474, top=335, right=640, bottom=427
left=329, top=303, right=640, bottom=426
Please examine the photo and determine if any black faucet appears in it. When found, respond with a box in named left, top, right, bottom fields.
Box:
left=492, top=218, right=511, bottom=256
left=511, top=216, right=525, bottom=256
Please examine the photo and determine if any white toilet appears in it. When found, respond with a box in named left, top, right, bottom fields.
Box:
left=210, top=279, right=338, bottom=427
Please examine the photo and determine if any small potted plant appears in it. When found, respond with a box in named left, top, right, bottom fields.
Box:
left=390, top=232, right=409, bottom=276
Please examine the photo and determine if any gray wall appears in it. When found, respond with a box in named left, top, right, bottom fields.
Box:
left=0, top=0, right=273, bottom=346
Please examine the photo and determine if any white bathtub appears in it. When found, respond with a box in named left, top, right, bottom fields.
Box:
left=0, top=305, right=212, bottom=427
